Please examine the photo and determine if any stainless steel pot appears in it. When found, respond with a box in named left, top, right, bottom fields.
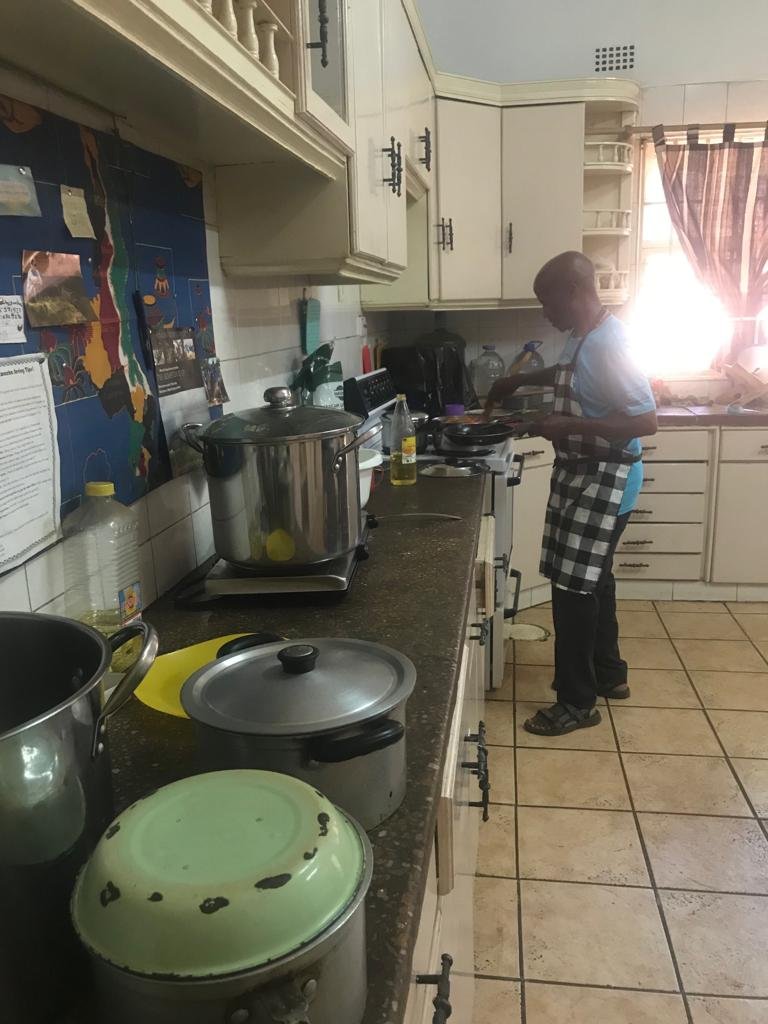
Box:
left=182, top=388, right=381, bottom=571
left=0, top=612, right=158, bottom=1023
left=180, top=638, right=416, bottom=830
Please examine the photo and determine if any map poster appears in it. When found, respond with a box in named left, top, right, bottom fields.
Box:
left=150, top=326, right=204, bottom=397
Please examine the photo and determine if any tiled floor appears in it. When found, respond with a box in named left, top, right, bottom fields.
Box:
left=473, top=600, right=768, bottom=1023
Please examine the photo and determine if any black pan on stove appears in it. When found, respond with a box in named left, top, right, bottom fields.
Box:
left=443, top=421, right=525, bottom=446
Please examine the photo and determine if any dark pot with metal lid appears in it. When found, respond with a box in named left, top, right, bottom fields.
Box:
left=181, top=388, right=381, bottom=571
left=181, top=638, right=416, bottom=830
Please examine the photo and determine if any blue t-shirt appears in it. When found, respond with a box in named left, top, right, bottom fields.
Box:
left=558, top=316, right=656, bottom=514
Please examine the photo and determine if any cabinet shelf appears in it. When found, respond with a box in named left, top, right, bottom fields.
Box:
left=583, top=209, right=632, bottom=236
left=583, top=140, right=633, bottom=175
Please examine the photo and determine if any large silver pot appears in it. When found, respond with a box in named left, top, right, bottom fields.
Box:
left=181, top=638, right=416, bottom=830
left=182, top=388, right=381, bottom=571
left=0, top=612, right=158, bottom=1023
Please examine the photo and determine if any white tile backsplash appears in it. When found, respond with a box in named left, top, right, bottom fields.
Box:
left=0, top=566, right=31, bottom=612
left=192, top=505, right=216, bottom=564
left=138, top=540, right=158, bottom=610
left=133, top=495, right=151, bottom=546
left=151, top=518, right=197, bottom=596
left=147, top=474, right=192, bottom=536
left=187, top=468, right=209, bottom=512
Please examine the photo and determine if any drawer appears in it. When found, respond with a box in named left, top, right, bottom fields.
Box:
left=641, top=462, right=708, bottom=493
left=512, top=437, right=554, bottom=468
left=614, top=553, right=702, bottom=580
left=617, top=523, right=704, bottom=554
left=629, top=493, right=706, bottom=523
left=719, top=428, right=768, bottom=461
left=640, top=429, right=710, bottom=461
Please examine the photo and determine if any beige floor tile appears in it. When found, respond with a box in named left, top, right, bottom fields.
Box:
left=617, top=599, right=657, bottom=610
left=524, top=984, right=688, bottom=1023
left=521, top=880, right=678, bottom=989
left=731, top=614, right=768, bottom=643
left=656, top=601, right=729, bottom=614
left=473, top=980, right=521, bottom=1023
left=489, top=664, right=515, bottom=701
left=710, top=711, right=768, bottom=758
left=516, top=748, right=630, bottom=810
left=488, top=744, right=516, bottom=804
left=640, top=813, right=768, bottom=893
left=478, top=805, right=517, bottom=878
left=515, top=664, right=555, bottom=703
left=732, top=759, right=768, bottom=817
left=612, top=706, right=721, bottom=755
left=515, top=702, right=616, bottom=751
left=728, top=602, right=768, bottom=615
left=624, top=754, right=750, bottom=816
left=474, top=876, right=520, bottom=977
left=662, top=612, right=747, bottom=640
left=517, top=807, right=648, bottom=885
left=757, top=641, right=768, bottom=665
left=617, top=610, right=668, bottom=638
left=621, top=637, right=682, bottom=669
left=621, top=669, right=701, bottom=708
left=691, top=671, right=768, bottom=711
left=484, top=700, right=516, bottom=746
left=674, top=639, right=768, bottom=673
left=514, top=637, right=555, bottom=666
left=661, top=891, right=768, bottom=996
left=689, top=995, right=768, bottom=1023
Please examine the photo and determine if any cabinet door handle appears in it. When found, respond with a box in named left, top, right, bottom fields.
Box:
left=507, top=222, right=513, bottom=253
left=382, top=136, right=398, bottom=193
left=447, top=217, right=454, bottom=250
left=622, top=539, right=653, bottom=545
left=642, top=477, right=655, bottom=483
left=305, top=0, right=329, bottom=67
left=618, top=562, right=651, bottom=568
left=760, top=445, right=768, bottom=451
left=416, top=954, right=453, bottom=1024
left=469, top=620, right=488, bottom=646
left=395, top=140, right=403, bottom=197
left=437, top=218, right=447, bottom=250
left=642, top=444, right=657, bottom=451
left=418, top=126, right=432, bottom=171
left=469, top=739, right=490, bottom=821
left=521, top=448, right=546, bottom=458
left=632, top=508, right=653, bottom=515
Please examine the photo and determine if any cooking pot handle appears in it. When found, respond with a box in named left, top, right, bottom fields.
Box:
left=309, top=718, right=404, bottom=763
left=331, top=422, right=383, bottom=472
left=216, top=632, right=285, bottom=658
left=91, top=622, right=159, bottom=759
left=180, top=422, right=205, bottom=454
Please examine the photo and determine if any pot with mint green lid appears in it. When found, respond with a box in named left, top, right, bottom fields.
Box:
left=71, top=769, right=372, bottom=1024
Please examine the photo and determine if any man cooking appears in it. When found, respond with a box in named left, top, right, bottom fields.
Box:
left=486, top=252, right=657, bottom=737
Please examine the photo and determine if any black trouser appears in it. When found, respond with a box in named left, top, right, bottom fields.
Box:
left=552, top=512, right=631, bottom=710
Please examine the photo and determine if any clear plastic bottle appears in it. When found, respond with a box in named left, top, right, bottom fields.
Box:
left=470, top=345, right=505, bottom=399
left=388, top=394, right=418, bottom=486
left=508, top=340, right=545, bottom=375
left=63, top=482, right=142, bottom=669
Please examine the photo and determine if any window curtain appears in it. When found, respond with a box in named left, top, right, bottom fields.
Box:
left=653, top=123, right=768, bottom=357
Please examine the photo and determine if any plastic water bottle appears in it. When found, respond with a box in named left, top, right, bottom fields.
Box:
left=63, top=482, right=142, bottom=670
left=470, top=345, right=505, bottom=399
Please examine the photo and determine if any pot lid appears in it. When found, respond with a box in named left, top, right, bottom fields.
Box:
left=71, top=770, right=369, bottom=978
left=200, top=387, right=361, bottom=444
left=180, top=638, right=416, bottom=737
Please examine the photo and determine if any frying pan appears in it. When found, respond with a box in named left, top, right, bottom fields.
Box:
left=442, top=420, right=531, bottom=446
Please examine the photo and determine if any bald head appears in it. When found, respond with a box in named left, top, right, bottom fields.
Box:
left=533, top=251, right=602, bottom=334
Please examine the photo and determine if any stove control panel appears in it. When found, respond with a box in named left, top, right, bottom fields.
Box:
left=343, top=369, right=397, bottom=418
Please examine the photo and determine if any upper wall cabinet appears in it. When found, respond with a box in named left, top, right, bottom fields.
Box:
left=296, top=0, right=355, bottom=150
left=501, top=103, right=585, bottom=301
left=436, top=100, right=502, bottom=302
left=403, top=24, right=435, bottom=190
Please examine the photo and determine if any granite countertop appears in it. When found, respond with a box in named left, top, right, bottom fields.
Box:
left=102, top=473, right=487, bottom=1024
left=657, top=405, right=768, bottom=426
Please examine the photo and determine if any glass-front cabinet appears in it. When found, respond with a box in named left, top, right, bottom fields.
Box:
left=296, top=0, right=354, bottom=151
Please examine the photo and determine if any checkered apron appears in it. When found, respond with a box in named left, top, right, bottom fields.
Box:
left=539, top=332, right=639, bottom=594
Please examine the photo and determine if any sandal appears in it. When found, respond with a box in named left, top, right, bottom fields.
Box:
left=524, top=702, right=602, bottom=736
left=550, top=680, right=630, bottom=700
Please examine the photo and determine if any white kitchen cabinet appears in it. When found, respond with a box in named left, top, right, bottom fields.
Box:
left=501, top=103, right=585, bottom=301
left=381, top=0, right=410, bottom=267
left=712, top=462, right=768, bottom=583
left=640, top=463, right=709, bottom=493
left=436, top=100, right=502, bottom=301
left=296, top=0, right=355, bottom=150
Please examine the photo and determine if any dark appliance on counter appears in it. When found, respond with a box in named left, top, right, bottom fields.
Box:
left=380, top=321, right=477, bottom=416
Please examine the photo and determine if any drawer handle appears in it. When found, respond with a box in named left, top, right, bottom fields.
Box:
left=632, top=508, right=653, bottom=515
left=622, top=539, right=653, bottom=546
left=468, top=739, right=490, bottom=822
left=521, top=449, right=546, bottom=458
left=643, top=477, right=655, bottom=483
left=618, top=562, right=651, bottom=568
left=416, top=953, right=453, bottom=1024
left=469, top=621, right=489, bottom=646
left=760, top=445, right=768, bottom=451
left=642, top=445, right=657, bottom=451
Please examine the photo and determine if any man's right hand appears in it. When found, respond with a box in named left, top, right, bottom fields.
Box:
left=484, top=376, right=522, bottom=418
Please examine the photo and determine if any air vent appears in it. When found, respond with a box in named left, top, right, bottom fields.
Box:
left=594, top=44, right=635, bottom=72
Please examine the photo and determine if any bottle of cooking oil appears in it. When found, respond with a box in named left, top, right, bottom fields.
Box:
left=389, top=394, right=418, bottom=486
left=63, top=482, right=143, bottom=671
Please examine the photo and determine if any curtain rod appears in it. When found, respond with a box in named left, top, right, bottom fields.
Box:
left=628, top=120, right=766, bottom=135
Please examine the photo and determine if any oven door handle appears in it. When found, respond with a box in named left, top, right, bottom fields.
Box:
left=504, top=567, right=522, bottom=619
left=507, top=453, right=524, bottom=486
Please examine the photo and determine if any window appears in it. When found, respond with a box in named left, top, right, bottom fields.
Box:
left=627, top=139, right=733, bottom=377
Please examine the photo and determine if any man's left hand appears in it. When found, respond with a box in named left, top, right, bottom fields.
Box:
left=533, top=414, right=583, bottom=441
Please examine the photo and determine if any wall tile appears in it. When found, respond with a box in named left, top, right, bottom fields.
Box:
left=0, top=566, right=32, bottom=612
left=726, top=81, right=768, bottom=122
left=26, top=543, right=66, bottom=610
left=187, top=468, right=209, bottom=512
left=133, top=495, right=151, bottom=545
left=138, top=540, right=157, bottom=609
left=192, top=505, right=215, bottom=564
left=146, top=475, right=191, bottom=536
left=151, top=517, right=197, bottom=596
left=641, top=86, right=685, bottom=126
left=683, top=83, right=728, bottom=124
